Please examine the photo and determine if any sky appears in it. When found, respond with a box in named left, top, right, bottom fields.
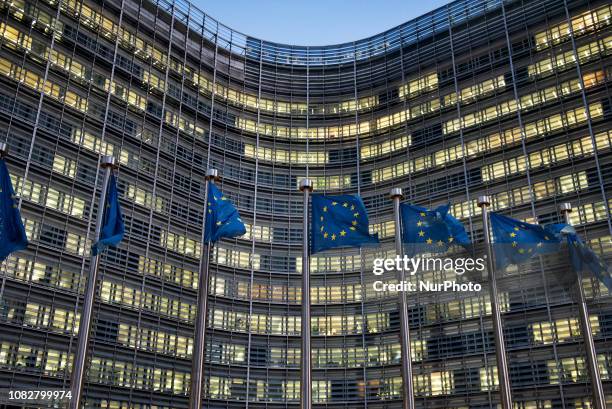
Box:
left=195, top=0, right=451, bottom=46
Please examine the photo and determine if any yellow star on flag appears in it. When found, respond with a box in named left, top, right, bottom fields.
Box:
left=418, top=230, right=425, bottom=237
left=340, top=230, right=346, bottom=236
left=426, top=238, right=433, bottom=244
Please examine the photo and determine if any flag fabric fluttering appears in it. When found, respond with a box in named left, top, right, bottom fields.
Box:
left=204, top=181, right=246, bottom=243
left=545, top=223, right=611, bottom=292
left=567, top=232, right=611, bottom=291
left=91, top=174, right=125, bottom=256
left=490, top=212, right=560, bottom=270
left=311, top=194, right=379, bottom=254
left=0, top=159, right=28, bottom=261
left=400, top=203, right=471, bottom=256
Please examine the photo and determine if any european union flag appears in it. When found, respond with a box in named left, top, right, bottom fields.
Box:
left=546, top=225, right=612, bottom=292
left=204, top=182, right=246, bottom=243
left=567, top=232, right=612, bottom=291
left=311, top=194, right=379, bottom=254
left=400, top=203, right=471, bottom=256
left=542, top=223, right=611, bottom=292
left=490, top=212, right=560, bottom=270
left=92, top=174, right=125, bottom=256
left=0, top=159, right=28, bottom=261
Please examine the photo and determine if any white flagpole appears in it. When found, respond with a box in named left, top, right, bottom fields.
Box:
left=477, top=196, right=512, bottom=409
left=189, top=168, right=218, bottom=409
left=70, top=155, right=116, bottom=409
left=559, top=203, right=606, bottom=409
left=299, top=178, right=313, bottom=409
left=390, top=188, right=415, bottom=409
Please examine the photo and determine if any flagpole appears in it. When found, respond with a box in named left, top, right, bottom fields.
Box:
left=189, top=168, right=218, bottom=409
left=390, top=188, right=415, bottom=409
left=477, top=196, right=512, bottom=409
left=70, top=155, right=116, bottom=409
left=299, top=178, right=313, bottom=409
left=0, top=142, right=9, bottom=304
left=559, top=203, right=606, bottom=409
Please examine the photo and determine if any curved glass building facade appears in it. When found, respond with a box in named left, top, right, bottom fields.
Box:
left=0, top=0, right=611, bottom=407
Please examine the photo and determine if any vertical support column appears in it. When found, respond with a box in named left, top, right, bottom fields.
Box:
left=189, top=169, right=219, bottom=409
left=70, top=155, right=116, bottom=409
left=477, top=196, right=512, bottom=409
left=559, top=203, right=606, bottom=409
left=390, top=188, right=415, bottom=409
left=299, top=178, right=313, bottom=409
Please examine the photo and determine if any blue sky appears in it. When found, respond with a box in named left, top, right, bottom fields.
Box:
left=194, top=0, right=451, bottom=46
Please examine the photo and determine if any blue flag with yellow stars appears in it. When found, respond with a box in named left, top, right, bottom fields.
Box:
left=0, top=159, right=28, bottom=261
left=204, top=182, right=246, bottom=243
left=311, top=194, right=379, bottom=254
left=400, top=203, right=471, bottom=256
left=92, top=174, right=125, bottom=256
left=546, top=223, right=612, bottom=292
left=567, top=231, right=611, bottom=291
left=490, top=212, right=560, bottom=270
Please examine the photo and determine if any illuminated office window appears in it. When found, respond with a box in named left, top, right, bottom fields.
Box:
left=480, top=366, right=499, bottom=391
left=399, top=72, right=439, bottom=99
left=533, top=5, right=611, bottom=50
left=548, top=357, right=586, bottom=383
left=442, top=75, right=506, bottom=106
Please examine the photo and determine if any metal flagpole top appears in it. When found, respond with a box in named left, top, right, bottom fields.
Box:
left=206, top=168, right=219, bottom=181
left=477, top=195, right=491, bottom=207
left=559, top=203, right=573, bottom=226
left=0, top=142, right=8, bottom=157
left=101, top=155, right=117, bottom=169
left=299, top=178, right=313, bottom=192
left=559, top=202, right=572, bottom=214
left=389, top=187, right=403, bottom=199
